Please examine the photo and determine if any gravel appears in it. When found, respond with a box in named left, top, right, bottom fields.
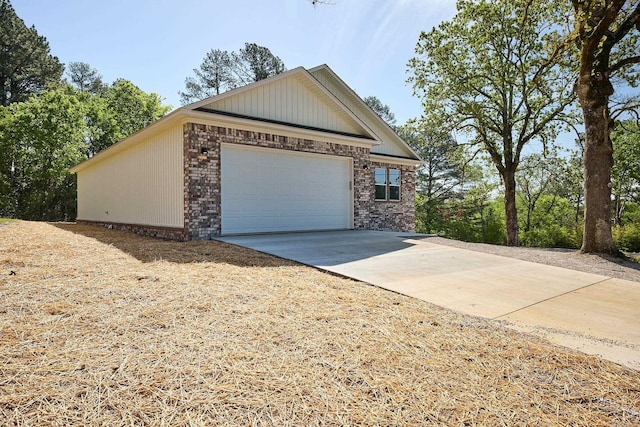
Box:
left=424, top=236, right=640, bottom=283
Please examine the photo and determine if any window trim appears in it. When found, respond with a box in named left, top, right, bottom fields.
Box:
left=374, top=167, right=401, bottom=202
left=374, top=167, right=388, bottom=201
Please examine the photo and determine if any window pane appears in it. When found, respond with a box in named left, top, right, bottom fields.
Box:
left=375, top=184, right=387, bottom=200
left=389, top=169, right=400, bottom=186
left=374, top=168, right=387, bottom=185
left=389, top=185, right=400, bottom=200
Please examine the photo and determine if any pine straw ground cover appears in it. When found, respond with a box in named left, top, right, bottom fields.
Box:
left=0, top=222, right=639, bottom=426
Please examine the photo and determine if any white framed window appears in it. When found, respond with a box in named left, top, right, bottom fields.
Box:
left=374, top=167, right=401, bottom=201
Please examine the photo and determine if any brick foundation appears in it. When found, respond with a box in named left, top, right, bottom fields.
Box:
left=76, top=220, right=188, bottom=241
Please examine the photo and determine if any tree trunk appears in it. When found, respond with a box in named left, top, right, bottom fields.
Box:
left=503, top=168, right=519, bottom=246
left=575, top=73, right=618, bottom=254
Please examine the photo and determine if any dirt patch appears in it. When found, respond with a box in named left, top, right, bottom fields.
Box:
left=1, top=221, right=639, bottom=425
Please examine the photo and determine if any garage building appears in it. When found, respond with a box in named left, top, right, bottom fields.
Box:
left=70, top=65, right=422, bottom=240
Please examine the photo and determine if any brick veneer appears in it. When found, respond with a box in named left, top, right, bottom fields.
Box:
left=183, top=123, right=373, bottom=239
left=76, top=220, right=188, bottom=241
left=369, top=161, right=416, bottom=232
left=184, top=124, right=221, bottom=239
left=182, top=123, right=415, bottom=239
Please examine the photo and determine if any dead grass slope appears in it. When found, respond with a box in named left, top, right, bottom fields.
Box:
left=0, top=221, right=639, bottom=426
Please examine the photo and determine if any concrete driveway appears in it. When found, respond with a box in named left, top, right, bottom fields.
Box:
left=218, top=230, right=640, bottom=370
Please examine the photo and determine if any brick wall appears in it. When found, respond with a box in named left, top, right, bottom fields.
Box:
left=76, top=220, right=188, bottom=241
left=183, top=123, right=416, bottom=239
left=183, top=123, right=374, bottom=239
left=369, top=161, right=416, bottom=232
left=184, top=124, right=221, bottom=239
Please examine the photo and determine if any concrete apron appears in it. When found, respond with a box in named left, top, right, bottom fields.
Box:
left=217, top=231, right=640, bottom=371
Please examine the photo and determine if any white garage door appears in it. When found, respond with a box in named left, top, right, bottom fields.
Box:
left=221, top=144, right=353, bottom=235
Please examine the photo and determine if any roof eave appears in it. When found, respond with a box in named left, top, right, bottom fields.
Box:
left=69, top=108, right=189, bottom=173
left=184, top=109, right=380, bottom=148
left=308, top=64, right=424, bottom=162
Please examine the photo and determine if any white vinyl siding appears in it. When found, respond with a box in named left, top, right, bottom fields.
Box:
left=200, top=74, right=366, bottom=137
left=76, top=126, right=184, bottom=227
left=221, top=144, right=353, bottom=234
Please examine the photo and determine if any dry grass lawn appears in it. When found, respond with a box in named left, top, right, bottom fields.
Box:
left=1, top=221, right=639, bottom=426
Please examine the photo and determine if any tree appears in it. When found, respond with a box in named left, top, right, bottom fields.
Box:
left=67, top=62, right=104, bottom=94
left=409, top=0, right=576, bottom=246
left=557, top=148, right=586, bottom=225
left=179, top=49, right=235, bottom=104
left=611, top=120, right=640, bottom=225
left=399, top=124, right=463, bottom=233
left=0, top=87, right=86, bottom=220
left=363, top=96, right=396, bottom=126
left=231, top=43, right=286, bottom=85
left=104, top=79, right=170, bottom=143
left=79, top=90, right=118, bottom=157
left=570, top=0, right=640, bottom=254
left=516, top=153, right=579, bottom=248
left=0, top=0, right=63, bottom=106
left=180, top=43, right=286, bottom=104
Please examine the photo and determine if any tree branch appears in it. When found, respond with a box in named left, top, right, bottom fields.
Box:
left=610, top=54, right=640, bottom=74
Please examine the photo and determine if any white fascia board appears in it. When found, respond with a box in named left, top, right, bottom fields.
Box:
left=184, top=110, right=379, bottom=149
left=370, top=153, right=423, bottom=167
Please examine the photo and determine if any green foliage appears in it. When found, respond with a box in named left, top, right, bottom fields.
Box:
left=232, top=43, right=286, bottom=85
left=520, top=225, right=577, bottom=248
left=481, top=202, right=507, bottom=245
left=515, top=153, right=581, bottom=248
left=104, top=79, right=170, bottom=143
left=0, top=0, right=63, bottom=106
left=0, top=87, right=86, bottom=220
left=0, top=71, right=171, bottom=219
left=66, top=62, right=105, bottom=95
left=611, top=121, right=640, bottom=224
left=402, top=123, right=465, bottom=234
left=179, top=49, right=235, bottom=103
left=180, top=43, right=286, bottom=104
left=612, top=203, right=640, bottom=252
left=408, top=0, right=576, bottom=245
left=363, top=96, right=396, bottom=126
left=435, top=199, right=506, bottom=244
left=612, top=224, right=640, bottom=252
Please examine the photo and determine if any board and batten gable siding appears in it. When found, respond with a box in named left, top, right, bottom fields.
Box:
left=199, top=74, right=367, bottom=137
left=76, top=125, right=184, bottom=228
left=310, top=69, right=414, bottom=159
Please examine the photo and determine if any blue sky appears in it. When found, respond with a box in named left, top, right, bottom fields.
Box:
left=12, top=0, right=457, bottom=124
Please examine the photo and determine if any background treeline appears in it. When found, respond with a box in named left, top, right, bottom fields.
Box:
left=403, top=122, right=640, bottom=252
left=0, top=0, right=291, bottom=222
left=0, top=0, right=169, bottom=220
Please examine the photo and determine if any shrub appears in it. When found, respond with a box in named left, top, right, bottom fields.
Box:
left=520, top=225, right=578, bottom=249
left=613, top=224, right=640, bottom=252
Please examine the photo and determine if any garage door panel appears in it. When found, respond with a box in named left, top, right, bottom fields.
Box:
left=221, top=145, right=352, bottom=235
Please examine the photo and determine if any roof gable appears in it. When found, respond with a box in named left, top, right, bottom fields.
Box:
left=187, top=67, right=379, bottom=141
left=308, top=65, right=421, bottom=161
